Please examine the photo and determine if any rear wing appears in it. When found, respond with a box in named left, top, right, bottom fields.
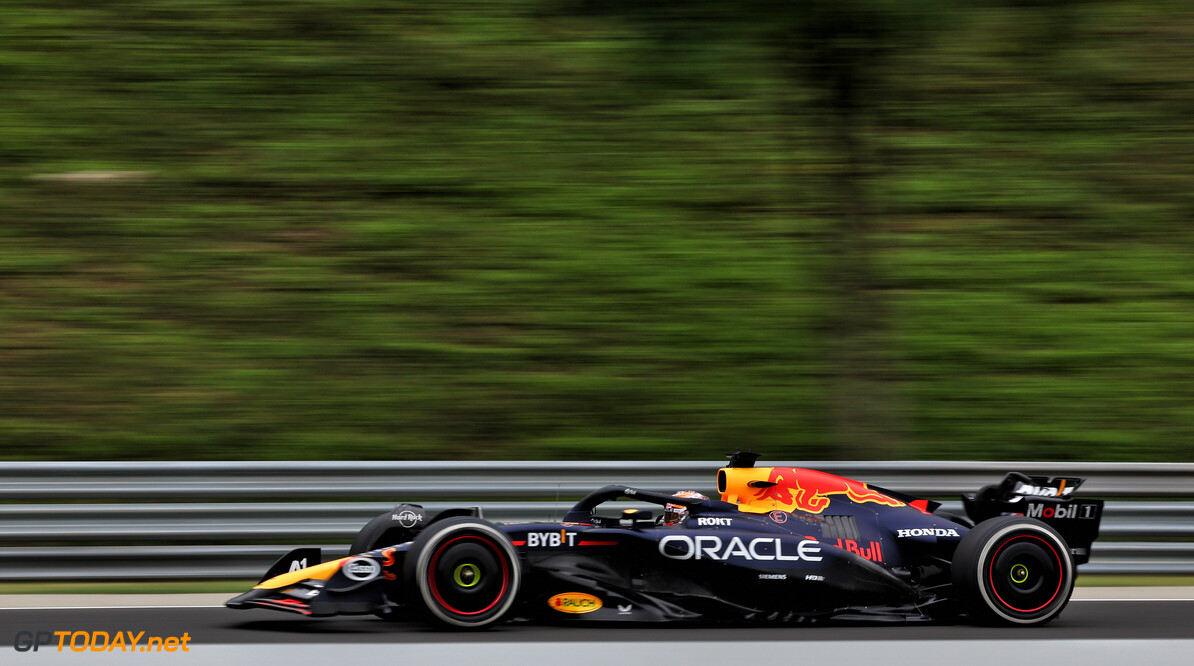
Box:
left=963, top=472, right=1103, bottom=565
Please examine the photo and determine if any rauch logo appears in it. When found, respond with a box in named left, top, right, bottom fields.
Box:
left=548, top=592, right=602, bottom=614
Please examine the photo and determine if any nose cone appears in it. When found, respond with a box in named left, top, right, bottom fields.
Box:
left=255, top=557, right=349, bottom=590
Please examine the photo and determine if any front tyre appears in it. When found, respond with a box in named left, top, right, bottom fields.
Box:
left=952, top=516, right=1074, bottom=626
left=404, top=517, right=521, bottom=629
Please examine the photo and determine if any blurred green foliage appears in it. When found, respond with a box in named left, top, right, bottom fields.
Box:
left=1, top=1, right=1193, bottom=461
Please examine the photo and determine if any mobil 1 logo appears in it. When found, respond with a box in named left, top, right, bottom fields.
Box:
left=1026, top=502, right=1099, bottom=520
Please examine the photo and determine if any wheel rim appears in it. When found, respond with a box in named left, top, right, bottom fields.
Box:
left=426, top=535, right=511, bottom=619
left=454, top=563, right=481, bottom=588
left=987, top=534, right=1064, bottom=615
left=1010, top=563, right=1030, bottom=584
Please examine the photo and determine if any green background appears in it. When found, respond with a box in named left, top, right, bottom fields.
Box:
left=2, top=1, right=1193, bottom=461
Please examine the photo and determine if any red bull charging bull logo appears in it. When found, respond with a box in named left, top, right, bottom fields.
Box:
left=750, top=468, right=905, bottom=514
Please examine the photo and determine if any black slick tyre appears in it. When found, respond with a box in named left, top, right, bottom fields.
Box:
left=351, top=513, right=408, bottom=555
left=351, top=503, right=425, bottom=555
left=951, top=516, right=1075, bottom=626
left=403, top=516, right=521, bottom=629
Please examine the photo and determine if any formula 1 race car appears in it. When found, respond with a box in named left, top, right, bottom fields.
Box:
left=227, top=452, right=1103, bottom=628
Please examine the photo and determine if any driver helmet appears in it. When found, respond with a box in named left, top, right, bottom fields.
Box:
left=663, top=490, right=708, bottom=525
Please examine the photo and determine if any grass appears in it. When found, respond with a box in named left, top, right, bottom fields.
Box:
left=2, top=1, right=1194, bottom=462
left=1076, top=575, right=1194, bottom=587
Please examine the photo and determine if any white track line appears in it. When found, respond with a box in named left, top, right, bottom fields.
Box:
left=1069, top=601, right=1194, bottom=606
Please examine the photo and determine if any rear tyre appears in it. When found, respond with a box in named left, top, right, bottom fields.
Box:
left=403, top=517, right=521, bottom=629
left=952, top=516, right=1074, bottom=626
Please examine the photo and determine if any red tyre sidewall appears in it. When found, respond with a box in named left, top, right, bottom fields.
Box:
left=971, top=520, right=1074, bottom=625
left=410, top=519, right=521, bottom=628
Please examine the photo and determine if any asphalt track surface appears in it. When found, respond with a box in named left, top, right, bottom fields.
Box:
left=1, top=599, right=1192, bottom=646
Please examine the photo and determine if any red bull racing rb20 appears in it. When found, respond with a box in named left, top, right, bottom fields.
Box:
left=227, top=452, right=1103, bottom=629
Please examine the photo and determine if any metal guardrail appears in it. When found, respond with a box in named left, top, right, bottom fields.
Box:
left=0, top=461, right=1191, bottom=580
